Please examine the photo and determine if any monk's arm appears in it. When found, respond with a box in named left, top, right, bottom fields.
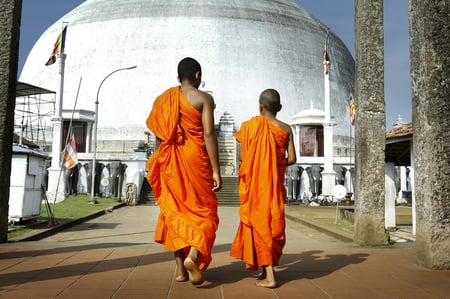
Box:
left=286, top=127, right=297, bottom=166
left=202, top=95, right=222, bottom=191
left=155, top=137, right=161, bottom=151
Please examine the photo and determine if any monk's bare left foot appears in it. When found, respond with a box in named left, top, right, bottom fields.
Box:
left=174, top=249, right=188, bottom=282
left=184, top=257, right=204, bottom=285
left=256, top=279, right=277, bottom=288
left=175, top=269, right=188, bottom=282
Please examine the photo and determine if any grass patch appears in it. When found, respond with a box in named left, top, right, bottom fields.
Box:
left=7, top=226, right=33, bottom=239
left=396, top=214, right=413, bottom=226
left=8, top=195, right=121, bottom=238
left=40, top=195, right=120, bottom=222
left=330, top=220, right=353, bottom=231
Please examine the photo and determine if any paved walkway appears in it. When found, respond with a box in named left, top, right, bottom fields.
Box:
left=1, top=203, right=449, bottom=298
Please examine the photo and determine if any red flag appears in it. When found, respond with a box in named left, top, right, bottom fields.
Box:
left=63, top=134, right=78, bottom=169
left=45, top=25, right=67, bottom=66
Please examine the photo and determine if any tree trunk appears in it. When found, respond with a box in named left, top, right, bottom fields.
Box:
left=0, top=0, right=22, bottom=242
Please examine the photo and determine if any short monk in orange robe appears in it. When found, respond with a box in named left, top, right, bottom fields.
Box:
left=230, top=89, right=296, bottom=288
left=146, top=57, right=222, bottom=286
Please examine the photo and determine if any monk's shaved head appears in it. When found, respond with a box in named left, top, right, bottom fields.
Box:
left=178, top=57, right=202, bottom=82
left=259, top=89, right=281, bottom=113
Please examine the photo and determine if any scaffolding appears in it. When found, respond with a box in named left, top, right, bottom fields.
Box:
left=14, top=81, right=56, bottom=150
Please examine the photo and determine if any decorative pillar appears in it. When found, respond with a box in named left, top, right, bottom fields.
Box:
left=354, top=0, right=389, bottom=245
left=218, top=112, right=237, bottom=176
left=294, top=125, right=300, bottom=162
left=322, top=124, right=335, bottom=196
left=385, top=162, right=396, bottom=228
left=409, top=0, right=450, bottom=269
left=398, top=166, right=407, bottom=202
left=410, top=145, right=416, bottom=235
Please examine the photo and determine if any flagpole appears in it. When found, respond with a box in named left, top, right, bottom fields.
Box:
left=90, top=66, right=137, bottom=204
left=50, top=77, right=82, bottom=223
left=47, top=22, right=69, bottom=205
left=322, top=28, right=336, bottom=197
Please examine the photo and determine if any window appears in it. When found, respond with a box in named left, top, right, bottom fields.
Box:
left=62, top=121, right=87, bottom=152
left=299, top=125, right=323, bottom=157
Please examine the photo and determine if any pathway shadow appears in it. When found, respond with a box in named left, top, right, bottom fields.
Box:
left=275, top=250, right=369, bottom=286
left=0, top=242, right=234, bottom=288
left=203, top=249, right=369, bottom=288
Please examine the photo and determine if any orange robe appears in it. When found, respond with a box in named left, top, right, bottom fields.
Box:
left=230, top=116, right=288, bottom=271
left=146, top=86, right=219, bottom=271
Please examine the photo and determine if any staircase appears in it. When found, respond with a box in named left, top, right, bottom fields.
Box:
left=217, top=176, right=240, bottom=206
left=139, top=179, right=153, bottom=204
left=140, top=176, right=240, bottom=206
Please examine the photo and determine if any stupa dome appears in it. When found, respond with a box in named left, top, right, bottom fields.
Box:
left=20, top=0, right=354, bottom=145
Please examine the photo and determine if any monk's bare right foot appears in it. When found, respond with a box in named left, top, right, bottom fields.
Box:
left=255, top=279, right=277, bottom=288
left=256, top=269, right=266, bottom=280
left=184, top=257, right=204, bottom=285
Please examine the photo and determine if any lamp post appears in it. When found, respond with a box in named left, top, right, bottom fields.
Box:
left=90, top=66, right=137, bottom=203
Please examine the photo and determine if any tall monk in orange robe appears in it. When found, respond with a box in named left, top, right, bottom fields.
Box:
left=146, top=57, right=222, bottom=286
left=230, top=89, right=296, bottom=288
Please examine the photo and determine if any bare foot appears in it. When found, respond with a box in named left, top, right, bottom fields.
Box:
left=256, top=269, right=266, bottom=280
left=175, top=269, right=188, bottom=282
left=255, top=279, right=277, bottom=288
left=174, top=250, right=188, bottom=282
left=184, top=257, right=204, bottom=285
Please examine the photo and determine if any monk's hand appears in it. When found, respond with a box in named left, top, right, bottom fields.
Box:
left=212, top=171, right=222, bottom=192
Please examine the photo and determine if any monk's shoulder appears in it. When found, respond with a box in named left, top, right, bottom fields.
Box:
left=270, top=118, right=291, bottom=135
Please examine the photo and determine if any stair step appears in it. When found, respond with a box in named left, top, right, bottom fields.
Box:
left=141, top=176, right=240, bottom=206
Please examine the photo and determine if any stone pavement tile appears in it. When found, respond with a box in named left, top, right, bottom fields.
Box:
left=68, top=248, right=117, bottom=262
left=0, top=287, right=64, bottom=298
left=323, top=287, right=386, bottom=299
left=65, top=269, right=131, bottom=292
left=0, top=279, right=26, bottom=291
left=278, top=250, right=368, bottom=276
left=308, top=270, right=362, bottom=290
left=52, top=260, right=98, bottom=273
left=101, top=248, right=149, bottom=259
left=373, top=287, right=440, bottom=299
left=13, top=272, right=81, bottom=290
left=424, top=288, right=450, bottom=299
left=58, top=287, right=116, bottom=299
left=343, top=271, right=415, bottom=289
left=398, top=268, right=450, bottom=288
left=168, top=281, right=224, bottom=299
left=219, top=277, right=280, bottom=299
left=274, top=279, right=331, bottom=299
left=116, top=277, right=166, bottom=293
left=113, top=289, right=168, bottom=299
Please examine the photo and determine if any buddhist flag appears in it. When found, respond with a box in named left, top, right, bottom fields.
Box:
left=45, top=25, right=67, bottom=66
left=323, top=29, right=331, bottom=75
left=63, top=134, right=78, bottom=170
left=349, top=93, right=356, bottom=126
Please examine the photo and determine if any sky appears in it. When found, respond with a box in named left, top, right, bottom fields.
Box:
left=18, top=0, right=411, bottom=129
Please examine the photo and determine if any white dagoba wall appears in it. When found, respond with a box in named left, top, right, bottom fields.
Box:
left=19, top=0, right=355, bottom=154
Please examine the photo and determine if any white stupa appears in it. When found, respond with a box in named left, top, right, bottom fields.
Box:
left=19, top=0, right=355, bottom=155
